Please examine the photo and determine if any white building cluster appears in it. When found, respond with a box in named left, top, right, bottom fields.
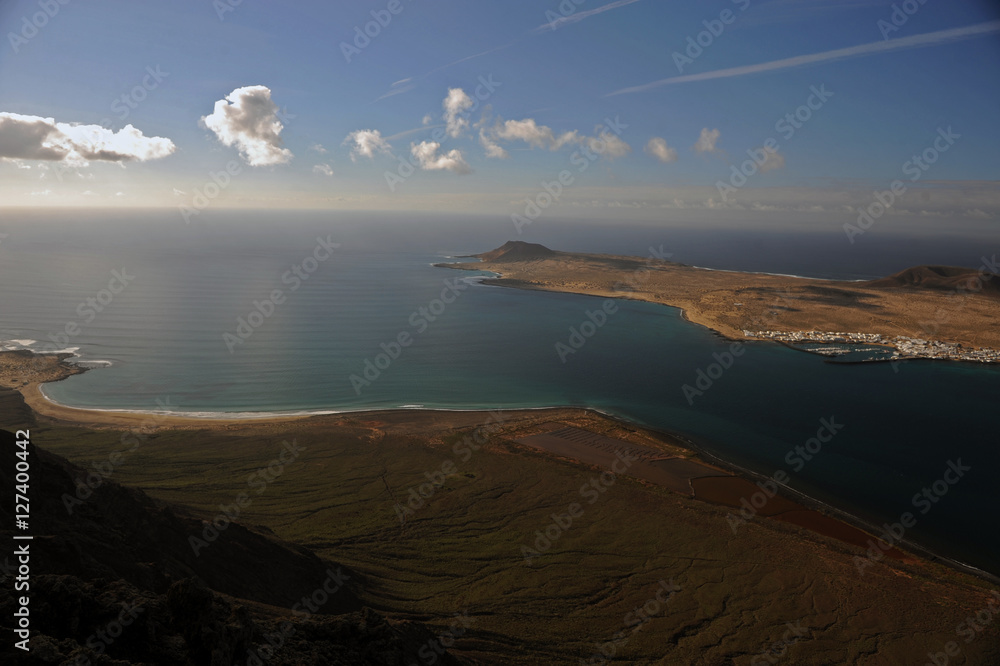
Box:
left=742, top=330, right=1000, bottom=364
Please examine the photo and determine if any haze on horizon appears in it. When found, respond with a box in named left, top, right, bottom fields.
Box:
left=0, top=0, right=999, bottom=232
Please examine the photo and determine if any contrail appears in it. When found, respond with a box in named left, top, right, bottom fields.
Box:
left=607, top=21, right=1000, bottom=95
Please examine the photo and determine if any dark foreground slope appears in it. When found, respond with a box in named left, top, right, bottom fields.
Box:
left=3, top=365, right=999, bottom=664
left=0, top=418, right=460, bottom=665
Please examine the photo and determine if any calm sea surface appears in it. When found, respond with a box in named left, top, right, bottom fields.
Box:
left=1, top=209, right=997, bottom=576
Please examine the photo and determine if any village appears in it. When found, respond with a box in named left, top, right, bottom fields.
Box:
left=743, top=330, right=1000, bottom=364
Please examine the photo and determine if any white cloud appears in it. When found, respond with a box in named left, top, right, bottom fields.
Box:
left=645, top=137, right=677, bottom=163
left=587, top=128, right=631, bottom=159
left=115, top=191, right=125, bottom=197
left=344, top=129, right=392, bottom=161
left=0, top=112, right=176, bottom=165
left=758, top=148, right=785, bottom=172
left=30, top=189, right=52, bottom=197
left=487, top=118, right=579, bottom=150
left=313, top=163, right=334, bottom=176
left=310, top=143, right=327, bottom=154
left=422, top=114, right=433, bottom=126
left=693, top=128, right=721, bottom=154
left=443, top=88, right=475, bottom=138
left=410, top=141, right=472, bottom=174
left=172, top=188, right=185, bottom=196
left=479, top=117, right=629, bottom=160
left=200, top=85, right=293, bottom=167
left=480, top=128, right=508, bottom=159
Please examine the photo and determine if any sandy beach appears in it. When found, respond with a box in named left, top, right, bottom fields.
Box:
left=0, top=350, right=938, bottom=570
left=3, top=348, right=998, bottom=663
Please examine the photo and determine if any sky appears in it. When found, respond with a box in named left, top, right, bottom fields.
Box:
left=0, top=0, right=999, bottom=227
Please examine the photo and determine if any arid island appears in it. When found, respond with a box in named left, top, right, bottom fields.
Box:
left=441, top=241, right=1000, bottom=363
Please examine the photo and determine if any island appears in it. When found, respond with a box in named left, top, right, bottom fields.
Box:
left=439, top=241, right=1000, bottom=363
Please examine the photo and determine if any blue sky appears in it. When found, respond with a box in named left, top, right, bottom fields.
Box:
left=1, top=0, right=998, bottom=225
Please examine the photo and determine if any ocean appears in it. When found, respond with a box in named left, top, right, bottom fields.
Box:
left=1, top=208, right=998, bottom=577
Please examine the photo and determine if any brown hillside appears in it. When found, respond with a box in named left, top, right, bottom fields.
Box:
left=865, top=265, right=1000, bottom=296
left=475, top=240, right=556, bottom=262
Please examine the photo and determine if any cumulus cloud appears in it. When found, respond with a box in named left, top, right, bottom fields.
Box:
left=313, top=163, right=333, bottom=176
left=478, top=116, right=631, bottom=161
left=344, top=129, right=392, bottom=161
left=410, top=141, right=471, bottom=174
left=645, top=137, right=677, bottom=163
left=480, top=128, right=508, bottom=159
left=310, top=143, right=327, bottom=154
left=200, top=85, right=293, bottom=167
left=586, top=128, right=631, bottom=159
left=0, top=112, right=176, bottom=165
left=693, top=127, right=721, bottom=154
left=443, top=88, right=475, bottom=138
left=489, top=118, right=579, bottom=150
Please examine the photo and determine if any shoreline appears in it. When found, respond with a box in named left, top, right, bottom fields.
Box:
left=439, top=246, right=1000, bottom=357
left=7, top=350, right=997, bottom=585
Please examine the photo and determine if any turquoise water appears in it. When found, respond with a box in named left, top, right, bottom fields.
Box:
left=1, top=210, right=998, bottom=577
